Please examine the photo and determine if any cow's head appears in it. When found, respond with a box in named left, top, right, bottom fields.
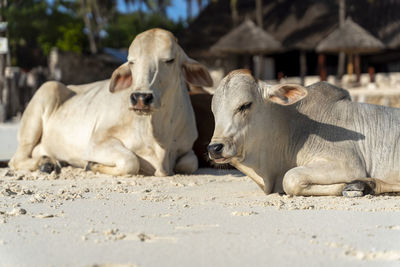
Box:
left=208, top=69, right=307, bottom=164
left=109, top=28, right=213, bottom=115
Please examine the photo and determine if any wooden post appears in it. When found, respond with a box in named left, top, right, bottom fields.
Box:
left=347, top=53, right=354, bottom=81
left=300, top=50, right=307, bottom=85
left=0, top=0, right=8, bottom=122
left=5, top=67, right=21, bottom=117
left=277, top=71, right=284, bottom=82
left=354, top=54, right=360, bottom=83
left=0, top=47, right=5, bottom=122
left=368, top=66, right=375, bottom=83
left=318, top=54, right=326, bottom=81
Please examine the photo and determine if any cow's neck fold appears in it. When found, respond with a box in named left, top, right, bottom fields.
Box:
left=232, top=103, right=296, bottom=192
left=150, top=78, right=195, bottom=143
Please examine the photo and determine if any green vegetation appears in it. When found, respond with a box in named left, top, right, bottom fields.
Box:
left=104, top=12, right=184, bottom=48
left=3, top=0, right=184, bottom=67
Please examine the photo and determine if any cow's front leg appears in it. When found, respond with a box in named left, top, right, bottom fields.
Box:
left=175, top=150, right=198, bottom=174
left=233, top=163, right=268, bottom=193
left=152, top=144, right=174, bottom=177
left=85, top=138, right=139, bottom=176
left=282, top=160, right=368, bottom=196
left=37, top=156, right=61, bottom=174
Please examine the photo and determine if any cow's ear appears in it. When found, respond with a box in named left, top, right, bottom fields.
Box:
left=109, top=63, right=132, bottom=93
left=258, top=81, right=307, bottom=105
left=182, top=58, right=213, bottom=87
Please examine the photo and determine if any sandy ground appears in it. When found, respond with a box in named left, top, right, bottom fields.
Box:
left=0, top=122, right=19, bottom=161
left=1, top=167, right=400, bottom=267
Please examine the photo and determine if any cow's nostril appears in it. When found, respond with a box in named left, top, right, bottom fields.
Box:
left=207, top=143, right=224, bottom=154
left=130, top=93, right=138, bottom=105
left=144, top=94, right=153, bottom=105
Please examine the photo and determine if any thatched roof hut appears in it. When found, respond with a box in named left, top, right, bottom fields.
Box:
left=178, top=0, right=400, bottom=78
left=179, top=0, right=400, bottom=56
left=316, top=18, right=385, bottom=82
left=316, top=18, right=385, bottom=54
left=210, top=19, right=282, bottom=55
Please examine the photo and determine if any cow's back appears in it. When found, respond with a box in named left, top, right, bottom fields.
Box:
left=351, top=102, right=400, bottom=181
left=42, top=80, right=122, bottom=166
left=293, top=82, right=400, bottom=182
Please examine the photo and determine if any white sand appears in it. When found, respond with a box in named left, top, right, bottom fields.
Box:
left=0, top=122, right=19, bottom=161
left=1, top=167, right=400, bottom=267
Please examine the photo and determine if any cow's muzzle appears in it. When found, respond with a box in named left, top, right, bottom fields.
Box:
left=130, top=93, right=154, bottom=114
left=207, top=143, right=230, bottom=163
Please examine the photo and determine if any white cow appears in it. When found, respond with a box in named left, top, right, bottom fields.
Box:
left=10, top=28, right=213, bottom=176
left=208, top=69, right=400, bottom=197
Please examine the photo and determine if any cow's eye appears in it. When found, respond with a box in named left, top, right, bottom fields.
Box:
left=128, top=61, right=134, bottom=65
left=237, top=102, right=252, bottom=113
left=165, top=58, right=175, bottom=64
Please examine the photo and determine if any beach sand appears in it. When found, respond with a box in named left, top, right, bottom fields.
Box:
left=1, top=167, right=400, bottom=266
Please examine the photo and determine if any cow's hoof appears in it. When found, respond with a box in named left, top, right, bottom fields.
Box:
left=342, top=180, right=375, bottom=197
left=39, top=162, right=55, bottom=174
left=85, top=162, right=94, bottom=171
left=58, top=161, right=69, bottom=168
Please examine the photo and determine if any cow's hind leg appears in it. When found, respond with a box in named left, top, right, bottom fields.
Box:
left=282, top=161, right=368, bottom=196
left=85, top=138, right=140, bottom=176
left=9, top=81, right=74, bottom=171
left=174, top=150, right=198, bottom=174
left=343, top=178, right=400, bottom=197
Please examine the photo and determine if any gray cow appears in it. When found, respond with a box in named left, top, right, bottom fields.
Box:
left=208, top=69, right=400, bottom=197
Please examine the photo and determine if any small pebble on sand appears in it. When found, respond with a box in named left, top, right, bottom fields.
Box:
left=8, top=208, right=27, bottom=216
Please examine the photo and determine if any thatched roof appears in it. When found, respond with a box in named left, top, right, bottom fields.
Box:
left=178, top=0, right=400, bottom=58
left=316, top=18, right=385, bottom=53
left=210, top=19, right=282, bottom=55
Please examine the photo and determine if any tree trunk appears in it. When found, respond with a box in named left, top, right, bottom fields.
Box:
left=81, top=0, right=97, bottom=54
left=196, top=0, right=203, bottom=12
left=138, top=0, right=143, bottom=27
left=337, top=0, right=346, bottom=79
left=187, top=0, right=192, bottom=20
left=255, top=0, right=262, bottom=28
left=157, top=0, right=167, bottom=16
left=91, top=0, right=103, bottom=51
left=254, top=0, right=263, bottom=79
left=230, top=0, right=239, bottom=27
left=339, top=0, right=345, bottom=25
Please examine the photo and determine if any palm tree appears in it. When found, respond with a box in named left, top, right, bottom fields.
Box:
left=255, top=0, right=263, bottom=79
left=80, top=0, right=97, bottom=54
left=186, top=0, right=207, bottom=21
left=255, top=0, right=262, bottom=28
left=337, top=0, right=345, bottom=79
left=79, top=0, right=116, bottom=54
left=186, top=0, right=192, bottom=19
left=230, top=0, right=238, bottom=26
left=124, top=0, right=170, bottom=16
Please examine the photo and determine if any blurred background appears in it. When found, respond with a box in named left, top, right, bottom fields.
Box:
left=1, top=0, right=400, bottom=123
